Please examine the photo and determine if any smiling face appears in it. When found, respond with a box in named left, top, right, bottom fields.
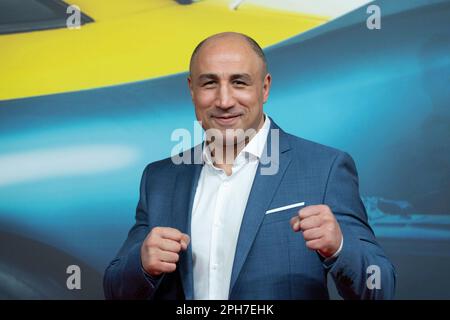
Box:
left=188, top=33, right=271, bottom=147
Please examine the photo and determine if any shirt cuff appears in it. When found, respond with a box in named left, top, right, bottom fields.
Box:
left=322, top=236, right=344, bottom=263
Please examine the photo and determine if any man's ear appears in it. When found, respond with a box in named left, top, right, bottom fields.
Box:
left=188, top=76, right=194, bottom=99
left=262, top=73, right=272, bottom=104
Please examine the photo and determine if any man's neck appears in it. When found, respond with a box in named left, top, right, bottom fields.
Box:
left=210, top=114, right=266, bottom=176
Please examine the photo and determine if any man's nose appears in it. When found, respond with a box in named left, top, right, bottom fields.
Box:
left=216, top=84, right=235, bottom=109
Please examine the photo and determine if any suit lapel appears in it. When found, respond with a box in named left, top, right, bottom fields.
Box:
left=172, top=145, right=203, bottom=300
left=229, top=120, right=292, bottom=296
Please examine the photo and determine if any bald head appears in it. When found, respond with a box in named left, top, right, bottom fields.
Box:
left=189, top=32, right=268, bottom=78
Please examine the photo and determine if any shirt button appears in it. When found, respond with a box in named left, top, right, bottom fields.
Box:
left=212, top=264, right=218, bottom=270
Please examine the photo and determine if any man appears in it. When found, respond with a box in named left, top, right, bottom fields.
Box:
left=104, top=32, right=396, bottom=300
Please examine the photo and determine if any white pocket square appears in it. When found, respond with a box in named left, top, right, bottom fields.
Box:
left=265, top=202, right=305, bottom=215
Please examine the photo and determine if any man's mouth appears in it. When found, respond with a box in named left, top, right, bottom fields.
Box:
left=212, top=114, right=241, bottom=126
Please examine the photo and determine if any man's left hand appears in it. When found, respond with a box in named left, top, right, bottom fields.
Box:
left=290, top=204, right=343, bottom=258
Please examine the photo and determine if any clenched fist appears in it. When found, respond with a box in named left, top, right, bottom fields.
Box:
left=141, top=227, right=190, bottom=277
left=290, top=204, right=343, bottom=258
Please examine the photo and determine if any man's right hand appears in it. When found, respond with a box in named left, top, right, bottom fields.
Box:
left=141, top=227, right=190, bottom=277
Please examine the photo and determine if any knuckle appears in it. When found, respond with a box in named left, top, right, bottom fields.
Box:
left=148, top=250, right=158, bottom=261
left=322, top=215, right=332, bottom=224
left=328, top=224, right=335, bottom=232
left=298, top=208, right=306, bottom=217
left=306, top=241, right=315, bottom=249
left=142, top=239, right=151, bottom=249
left=304, top=231, right=313, bottom=240
left=145, top=238, right=156, bottom=251
left=147, top=237, right=158, bottom=248
left=148, top=247, right=158, bottom=258
left=168, top=227, right=181, bottom=237
left=167, top=263, right=177, bottom=273
left=152, top=226, right=161, bottom=234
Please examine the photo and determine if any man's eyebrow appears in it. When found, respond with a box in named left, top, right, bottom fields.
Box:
left=198, top=74, right=219, bottom=81
left=230, top=73, right=252, bottom=82
left=230, top=73, right=252, bottom=81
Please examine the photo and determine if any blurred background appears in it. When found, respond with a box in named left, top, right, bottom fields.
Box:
left=0, top=0, right=449, bottom=299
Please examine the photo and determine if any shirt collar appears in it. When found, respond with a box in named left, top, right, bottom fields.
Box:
left=240, top=114, right=271, bottom=160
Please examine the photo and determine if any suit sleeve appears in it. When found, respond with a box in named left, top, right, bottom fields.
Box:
left=323, top=151, right=397, bottom=299
left=103, top=164, right=163, bottom=300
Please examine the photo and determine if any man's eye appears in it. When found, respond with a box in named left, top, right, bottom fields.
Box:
left=233, top=80, right=247, bottom=86
left=202, top=81, right=216, bottom=87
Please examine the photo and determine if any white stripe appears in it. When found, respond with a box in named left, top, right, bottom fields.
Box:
left=242, top=0, right=373, bottom=18
left=0, top=144, right=138, bottom=187
left=265, top=202, right=305, bottom=214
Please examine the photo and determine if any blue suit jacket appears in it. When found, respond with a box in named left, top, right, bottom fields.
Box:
left=104, top=119, right=396, bottom=300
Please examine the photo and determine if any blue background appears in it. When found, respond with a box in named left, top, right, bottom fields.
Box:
left=0, top=0, right=449, bottom=299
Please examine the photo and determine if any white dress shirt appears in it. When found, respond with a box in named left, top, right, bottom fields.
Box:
left=191, top=116, right=271, bottom=300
